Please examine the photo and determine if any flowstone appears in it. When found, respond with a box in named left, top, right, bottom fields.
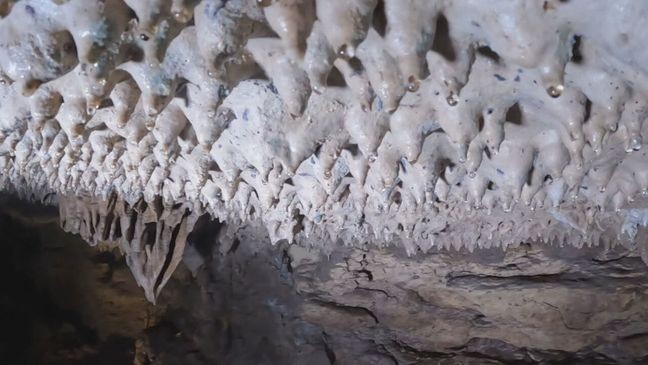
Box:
left=0, top=0, right=647, bottom=299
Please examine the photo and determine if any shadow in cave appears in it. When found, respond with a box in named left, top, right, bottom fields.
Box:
left=0, top=212, right=137, bottom=364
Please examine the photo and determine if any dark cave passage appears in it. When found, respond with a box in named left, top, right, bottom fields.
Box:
left=0, top=211, right=141, bottom=364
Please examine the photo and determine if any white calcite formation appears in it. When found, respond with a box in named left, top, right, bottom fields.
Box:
left=1, top=0, right=647, bottom=301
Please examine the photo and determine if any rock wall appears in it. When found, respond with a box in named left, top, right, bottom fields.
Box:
left=163, top=222, right=648, bottom=364
left=3, top=203, right=647, bottom=364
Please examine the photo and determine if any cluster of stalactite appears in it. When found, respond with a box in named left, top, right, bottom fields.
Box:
left=0, top=0, right=647, bottom=299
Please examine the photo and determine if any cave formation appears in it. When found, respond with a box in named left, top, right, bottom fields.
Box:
left=1, top=0, right=648, bottom=364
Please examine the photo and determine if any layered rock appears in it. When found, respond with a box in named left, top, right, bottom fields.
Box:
left=4, top=203, right=648, bottom=364
left=147, top=224, right=648, bottom=364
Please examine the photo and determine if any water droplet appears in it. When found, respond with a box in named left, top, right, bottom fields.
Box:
left=407, top=75, right=420, bottom=92
left=173, top=10, right=191, bottom=23
left=547, top=84, right=564, bottom=98
left=446, top=93, right=458, bottom=106
left=337, top=44, right=350, bottom=59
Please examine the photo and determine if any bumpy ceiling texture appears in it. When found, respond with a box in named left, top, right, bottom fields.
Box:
left=0, top=0, right=647, bottom=301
